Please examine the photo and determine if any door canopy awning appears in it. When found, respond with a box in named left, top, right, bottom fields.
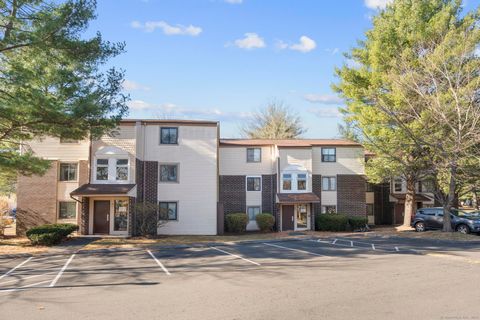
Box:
left=276, top=193, right=320, bottom=204
left=391, top=193, right=433, bottom=202
left=71, top=184, right=136, bottom=196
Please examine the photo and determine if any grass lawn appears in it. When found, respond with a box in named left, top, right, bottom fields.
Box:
left=0, top=236, right=48, bottom=255
left=370, top=226, right=480, bottom=241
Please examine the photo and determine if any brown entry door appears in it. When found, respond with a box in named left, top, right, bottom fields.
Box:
left=282, top=205, right=295, bottom=231
left=93, top=200, right=110, bottom=234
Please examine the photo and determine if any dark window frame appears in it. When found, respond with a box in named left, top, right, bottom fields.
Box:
left=160, top=127, right=179, bottom=145
left=321, top=147, right=336, bottom=162
left=246, top=148, right=262, bottom=163
left=246, top=176, right=262, bottom=191
left=59, top=163, right=78, bottom=181
left=159, top=164, right=179, bottom=183
left=159, top=201, right=178, bottom=221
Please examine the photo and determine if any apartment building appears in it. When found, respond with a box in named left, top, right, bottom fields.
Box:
left=219, top=139, right=367, bottom=232
left=16, top=119, right=371, bottom=236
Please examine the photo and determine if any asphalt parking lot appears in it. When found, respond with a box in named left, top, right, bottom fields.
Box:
left=1, top=236, right=479, bottom=320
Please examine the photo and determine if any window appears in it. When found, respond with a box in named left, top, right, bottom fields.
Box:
left=322, top=176, right=336, bottom=191
left=283, top=174, right=292, bottom=190
left=59, top=163, right=77, bottom=181
left=160, top=164, right=178, bottom=182
left=246, top=148, right=261, bottom=162
left=246, top=177, right=261, bottom=191
left=321, top=205, right=336, bottom=214
left=114, top=200, right=128, bottom=231
left=247, top=206, right=261, bottom=221
left=321, top=148, right=336, bottom=162
left=116, top=159, right=129, bottom=180
left=297, top=173, right=307, bottom=190
left=160, top=127, right=178, bottom=144
left=159, top=202, right=178, bottom=220
left=60, top=137, right=78, bottom=144
left=59, top=201, right=76, bottom=219
left=422, top=180, right=435, bottom=192
left=394, top=178, right=402, bottom=192
left=96, top=159, right=109, bottom=180
left=366, top=182, right=375, bottom=192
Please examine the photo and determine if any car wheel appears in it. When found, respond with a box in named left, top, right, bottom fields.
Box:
left=456, top=224, right=470, bottom=234
left=415, top=222, right=426, bottom=232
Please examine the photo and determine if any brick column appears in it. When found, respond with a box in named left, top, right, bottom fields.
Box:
left=80, top=197, right=90, bottom=235
left=219, top=175, right=246, bottom=214
left=337, top=175, right=366, bottom=216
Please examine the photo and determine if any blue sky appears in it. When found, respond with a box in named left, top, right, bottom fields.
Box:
left=87, top=0, right=480, bottom=138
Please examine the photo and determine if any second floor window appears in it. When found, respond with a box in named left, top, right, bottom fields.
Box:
left=246, top=177, right=261, bottom=191
left=322, top=176, right=336, bottom=191
left=59, top=163, right=77, bottom=181
left=160, top=127, right=178, bottom=144
left=297, top=173, right=307, bottom=190
left=321, top=148, right=336, bottom=162
left=246, top=148, right=261, bottom=162
left=394, top=178, right=402, bottom=192
left=96, top=159, right=109, bottom=180
left=283, top=174, right=292, bottom=190
left=116, top=159, right=129, bottom=180
left=160, top=164, right=178, bottom=182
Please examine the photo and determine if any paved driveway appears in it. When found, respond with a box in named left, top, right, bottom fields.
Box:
left=1, top=236, right=479, bottom=320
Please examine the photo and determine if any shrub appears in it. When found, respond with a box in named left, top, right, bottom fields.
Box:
left=315, top=214, right=349, bottom=231
left=225, top=213, right=248, bottom=233
left=348, top=216, right=368, bottom=230
left=256, top=213, right=275, bottom=232
left=26, top=223, right=78, bottom=246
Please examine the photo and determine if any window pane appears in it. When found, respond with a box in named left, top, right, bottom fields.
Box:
left=322, top=177, right=329, bottom=190
left=283, top=174, right=292, bottom=190
left=330, top=177, right=336, bottom=190
left=117, top=159, right=128, bottom=165
left=161, top=128, right=178, bottom=144
left=59, top=202, right=76, bottom=219
left=160, top=165, right=178, bottom=182
left=97, top=159, right=108, bottom=165
left=247, top=148, right=261, bottom=162
left=59, top=163, right=77, bottom=181
left=114, top=200, right=128, bottom=231
left=96, top=166, right=108, bottom=180
left=159, top=202, right=177, bottom=220
left=116, top=167, right=128, bottom=180
left=298, top=180, right=306, bottom=190
left=168, top=203, right=177, bottom=220
left=248, top=207, right=260, bottom=221
left=247, top=177, right=261, bottom=191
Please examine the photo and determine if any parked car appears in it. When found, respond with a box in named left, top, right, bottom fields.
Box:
left=411, top=207, right=480, bottom=234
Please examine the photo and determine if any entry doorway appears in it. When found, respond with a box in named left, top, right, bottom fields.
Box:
left=93, top=200, right=110, bottom=234
left=282, top=205, right=295, bottom=231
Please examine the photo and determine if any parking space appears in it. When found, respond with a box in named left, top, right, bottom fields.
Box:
left=0, top=236, right=479, bottom=296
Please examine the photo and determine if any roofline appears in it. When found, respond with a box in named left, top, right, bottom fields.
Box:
left=120, top=119, right=219, bottom=127
left=219, top=139, right=362, bottom=147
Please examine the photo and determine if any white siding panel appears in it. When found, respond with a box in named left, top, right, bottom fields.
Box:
left=143, top=125, right=218, bottom=235
left=219, top=146, right=275, bottom=175
left=279, top=148, right=312, bottom=172
left=321, top=191, right=337, bottom=206
left=366, top=192, right=374, bottom=204
left=27, top=137, right=89, bottom=160
left=312, top=147, right=365, bottom=175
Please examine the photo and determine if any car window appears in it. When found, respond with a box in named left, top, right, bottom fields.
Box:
left=422, top=210, right=436, bottom=216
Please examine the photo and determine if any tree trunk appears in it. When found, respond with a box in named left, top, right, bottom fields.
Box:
left=403, top=175, right=416, bottom=227
left=442, top=164, right=457, bottom=232
left=474, top=189, right=480, bottom=210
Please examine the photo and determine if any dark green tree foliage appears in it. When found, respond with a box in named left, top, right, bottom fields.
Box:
left=0, top=0, right=128, bottom=176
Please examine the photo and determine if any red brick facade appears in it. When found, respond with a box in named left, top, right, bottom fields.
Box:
left=337, top=174, right=366, bottom=216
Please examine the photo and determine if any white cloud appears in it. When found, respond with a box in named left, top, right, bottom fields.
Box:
left=309, top=107, right=341, bottom=118
left=325, top=48, right=340, bottom=55
left=304, top=94, right=343, bottom=104
left=230, top=33, right=266, bottom=50
left=289, top=36, right=316, bottom=53
left=131, top=20, right=202, bottom=36
left=277, top=36, right=316, bottom=53
left=127, top=100, right=152, bottom=110
left=225, top=0, right=243, bottom=3
left=364, top=0, right=393, bottom=10
left=122, top=80, right=150, bottom=92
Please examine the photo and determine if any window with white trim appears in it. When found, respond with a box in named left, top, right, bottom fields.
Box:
left=282, top=173, right=292, bottom=190
left=394, top=178, right=402, bottom=192
left=116, top=159, right=129, bottom=181
left=96, top=159, right=109, bottom=180
left=246, top=148, right=261, bottom=163
left=297, top=173, right=307, bottom=190
left=246, top=177, right=261, bottom=191
left=59, top=201, right=76, bottom=219
left=247, top=206, right=261, bottom=221
left=160, top=164, right=178, bottom=182
left=322, top=176, right=336, bottom=191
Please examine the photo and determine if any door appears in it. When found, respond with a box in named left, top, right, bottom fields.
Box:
left=94, top=200, right=110, bottom=234
left=296, top=204, right=308, bottom=229
left=282, top=205, right=294, bottom=231
left=394, top=204, right=404, bottom=224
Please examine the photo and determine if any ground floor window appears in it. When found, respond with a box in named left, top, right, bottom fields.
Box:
left=159, top=202, right=178, bottom=220
left=247, top=206, right=261, bottom=221
left=114, top=200, right=128, bottom=231
left=366, top=204, right=374, bottom=216
left=321, top=205, right=336, bottom=214
left=59, top=201, right=77, bottom=219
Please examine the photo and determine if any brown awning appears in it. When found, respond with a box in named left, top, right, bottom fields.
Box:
left=277, top=193, right=321, bottom=204
left=71, top=184, right=136, bottom=196
left=391, top=193, right=433, bottom=202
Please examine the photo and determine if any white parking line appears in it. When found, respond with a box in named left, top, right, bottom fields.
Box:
left=49, top=254, right=75, bottom=287
left=147, top=250, right=171, bottom=275
left=0, top=257, right=33, bottom=280
left=395, top=247, right=399, bottom=252
left=0, top=271, right=57, bottom=286
left=209, top=246, right=261, bottom=266
left=263, top=242, right=324, bottom=257
left=371, top=244, right=376, bottom=250
left=332, top=239, right=338, bottom=245
left=350, top=241, right=354, bottom=247
left=0, top=279, right=51, bottom=293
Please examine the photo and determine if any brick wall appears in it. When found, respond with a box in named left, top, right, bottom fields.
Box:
left=337, top=174, right=366, bottom=216
left=219, top=175, right=246, bottom=214
left=261, top=174, right=276, bottom=214
left=16, top=161, right=58, bottom=234
left=80, top=197, right=89, bottom=235
left=312, top=175, right=322, bottom=215
left=134, top=159, right=158, bottom=236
